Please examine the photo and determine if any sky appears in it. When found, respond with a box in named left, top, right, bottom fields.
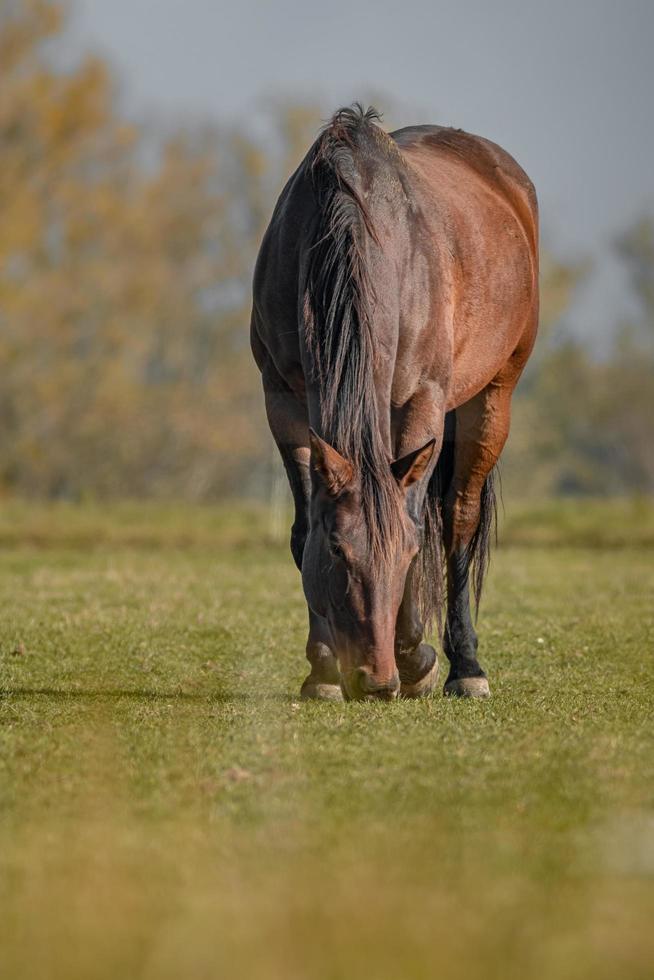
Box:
left=67, top=0, right=654, bottom=342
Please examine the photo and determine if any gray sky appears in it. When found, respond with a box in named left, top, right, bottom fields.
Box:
left=68, top=0, right=654, bottom=340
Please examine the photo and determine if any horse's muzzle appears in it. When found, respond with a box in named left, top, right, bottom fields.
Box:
left=342, top=665, right=400, bottom=701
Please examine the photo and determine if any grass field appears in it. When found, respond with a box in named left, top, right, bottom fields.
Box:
left=1, top=500, right=653, bottom=980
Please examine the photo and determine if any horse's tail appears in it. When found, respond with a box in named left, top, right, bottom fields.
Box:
left=467, top=467, right=498, bottom=613
left=415, top=413, right=452, bottom=635
left=416, top=411, right=497, bottom=634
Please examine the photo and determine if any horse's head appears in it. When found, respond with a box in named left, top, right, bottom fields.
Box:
left=302, top=429, right=436, bottom=700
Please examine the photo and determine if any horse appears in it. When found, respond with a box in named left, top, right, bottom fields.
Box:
left=251, top=105, right=538, bottom=702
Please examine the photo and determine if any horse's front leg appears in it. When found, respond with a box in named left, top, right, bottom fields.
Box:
left=392, top=383, right=446, bottom=698
left=263, top=369, right=342, bottom=701
left=395, top=561, right=440, bottom=698
left=300, top=610, right=342, bottom=701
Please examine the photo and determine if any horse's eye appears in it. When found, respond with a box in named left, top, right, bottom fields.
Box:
left=330, top=541, right=346, bottom=562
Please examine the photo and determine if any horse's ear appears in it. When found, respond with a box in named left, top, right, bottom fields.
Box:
left=309, top=429, right=354, bottom=496
left=391, top=439, right=436, bottom=490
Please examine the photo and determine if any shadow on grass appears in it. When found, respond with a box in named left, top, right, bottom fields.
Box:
left=0, top=686, right=249, bottom=703
left=0, top=686, right=307, bottom=705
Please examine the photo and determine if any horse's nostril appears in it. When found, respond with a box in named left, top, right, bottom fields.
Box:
left=370, top=687, right=399, bottom=701
left=351, top=667, right=400, bottom=699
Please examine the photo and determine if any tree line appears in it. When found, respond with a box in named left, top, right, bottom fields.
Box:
left=1, top=1, right=652, bottom=501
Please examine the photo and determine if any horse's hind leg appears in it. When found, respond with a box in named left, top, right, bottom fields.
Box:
left=262, top=366, right=342, bottom=701
left=441, top=377, right=515, bottom=697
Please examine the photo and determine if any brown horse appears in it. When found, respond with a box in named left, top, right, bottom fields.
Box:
left=251, top=105, right=538, bottom=702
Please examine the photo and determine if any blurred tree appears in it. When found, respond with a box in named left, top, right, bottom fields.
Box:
left=603, top=217, right=654, bottom=491
left=504, top=222, right=654, bottom=497
left=0, top=3, right=649, bottom=501
left=0, top=1, right=273, bottom=499
left=615, top=217, right=654, bottom=336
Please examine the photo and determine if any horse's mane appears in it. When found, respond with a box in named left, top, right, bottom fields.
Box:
left=302, top=104, right=406, bottom=567
left=301, top=103, right=497, bottom=629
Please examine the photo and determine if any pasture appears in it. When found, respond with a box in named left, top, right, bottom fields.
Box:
left=1, top=500, right=653, bottom=980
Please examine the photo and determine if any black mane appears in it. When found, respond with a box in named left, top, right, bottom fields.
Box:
left=302, top=105, right=406, bottom=566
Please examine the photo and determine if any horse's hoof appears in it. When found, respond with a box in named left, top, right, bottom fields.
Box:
left=401, top=655, right=440, bottom=698
left=300, top=679, right=344, bottom=702
left=443, top=676, right=491, bottom=698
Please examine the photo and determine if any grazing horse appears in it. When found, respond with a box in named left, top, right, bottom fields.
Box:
left=251, top=105, right=538, bottom=701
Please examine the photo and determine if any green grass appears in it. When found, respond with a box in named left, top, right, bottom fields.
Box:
left=1, top=500, right=653, bottom=980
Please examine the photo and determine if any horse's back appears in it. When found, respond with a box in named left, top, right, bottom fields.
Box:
left=389, top=125, right=538, bottom=405
left=254, top=115, right=539, bottom=411
left=392, top=125, right=538, bottom=255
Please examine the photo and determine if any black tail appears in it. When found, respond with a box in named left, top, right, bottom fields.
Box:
left=416, top=411, right=497, bottom=634
left=415, top=412, right=455, bottom=634
left=467, top=468, right=498, bottom=614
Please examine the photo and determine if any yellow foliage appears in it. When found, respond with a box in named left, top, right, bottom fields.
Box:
left=4, top=3, right=627, bottom=501
left=0, top=1, right=274, bottom=499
